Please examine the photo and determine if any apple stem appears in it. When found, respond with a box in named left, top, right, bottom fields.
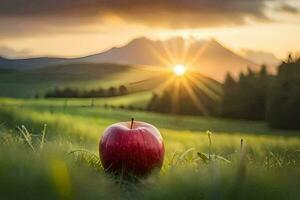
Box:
left=130, top=118, right=134, bottom=129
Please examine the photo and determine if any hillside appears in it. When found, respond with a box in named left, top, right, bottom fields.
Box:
left=0, top=63, right=160, bottom=97
left=0, top=56, right=67, bottom=70
left=0, top=62, right=221, bottom=100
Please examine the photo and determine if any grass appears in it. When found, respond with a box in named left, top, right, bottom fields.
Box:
left=0, top=90, right=153, bottom=109
left=0, top=63, right=167, bottom=97
left=0, top=97, right=300, bottom=200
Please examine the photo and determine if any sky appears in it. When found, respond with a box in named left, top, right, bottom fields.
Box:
left=0, top=0, right=300, bottom=59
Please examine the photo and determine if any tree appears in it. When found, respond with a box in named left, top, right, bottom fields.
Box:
left=96, top=88, right=104, bottom=97
left=266, top=54, right=300, bottom=129
left=221, top=66, right=269, bottom=120
left=221, top=73, right=238, bottom=118
left=34, top=93, right=40, bottom=99
left=108, top=87, right=116, bottom=96
left=147, top=92, right=171, bottom=113
left=45, top=85, right=127, bottom=98
left=119, top=85, right=128, bottom=95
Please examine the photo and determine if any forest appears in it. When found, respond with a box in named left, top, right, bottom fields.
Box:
left=148, top=54, right=300, bottom=130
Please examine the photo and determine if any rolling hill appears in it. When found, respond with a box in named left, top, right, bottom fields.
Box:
left=0, top=62, right=221, bottom=100
left=0, top=63, right=163, bottom=97
left=0, top=56, right=67, bottom=70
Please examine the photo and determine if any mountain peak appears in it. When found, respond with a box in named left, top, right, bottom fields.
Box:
left=128, top=37, right=152, bottom=45
left=123, top=37, right=154, bottom=50
left=206, top=38, right=225, bottom=48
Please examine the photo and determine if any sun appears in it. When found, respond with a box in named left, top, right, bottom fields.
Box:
left=173, top=64, right=186, bottom=76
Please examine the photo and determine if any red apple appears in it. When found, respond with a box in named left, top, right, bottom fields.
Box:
left=99, top=118, right=164, bottom=177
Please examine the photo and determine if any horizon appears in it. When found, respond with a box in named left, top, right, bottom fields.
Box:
left=0, top=36, right=283, bottom=68
left=0, top=37, right=253, bottom=60
left=0, top=36, right=220, bottom=59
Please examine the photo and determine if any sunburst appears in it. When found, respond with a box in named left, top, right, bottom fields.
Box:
left=173, top=64, right=186, bottom=76
left=129, top=38, right=219, bottom=116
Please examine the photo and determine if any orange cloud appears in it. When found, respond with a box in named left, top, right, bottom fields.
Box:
left=0, top=0, right=298, bottom=38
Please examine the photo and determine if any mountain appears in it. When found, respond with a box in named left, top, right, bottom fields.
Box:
left=77, top=37, right=202, bottom=66
left=0, top=56, right=68, bottom=70
left=190, top=39, right=260, bottom=81
left=0, top=37, right=268, bottom=81
left=77, top=37, right=163, bottom=66
left=78, top=37, right=259, bottom=81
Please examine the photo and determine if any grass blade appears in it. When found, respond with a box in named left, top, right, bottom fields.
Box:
left=40, top=124, right=47, bottom=150
left=197, top=152, right=209, bottom=163
left=17, top=125, right=36, bottom=152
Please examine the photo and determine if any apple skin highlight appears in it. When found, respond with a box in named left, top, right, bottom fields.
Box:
left=99, top=120, right=164, bottom=177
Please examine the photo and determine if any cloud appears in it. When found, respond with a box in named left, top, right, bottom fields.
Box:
left=0, top=0, right=298, bottom=37
left=277, top=3, right=299, bottom=14
left=240, top=49, right=280, bottom=66
left=0, top=46, right=31, bottom=58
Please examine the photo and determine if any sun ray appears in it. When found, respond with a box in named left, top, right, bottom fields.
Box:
left=148, top=44, right=173, bottom=67
left=161, top=41, right=177, bottom=65
left=128, top=71, right=170, bottom=92
left=181, top=39, right=192, bottom=65
left=186, top=74, right=222, bottom=102
left=181, top=77, right=209, bottom=116
left=190, top=73, right=224, bottom=96
left=169, top=39, right=180, bottom=64
left=170, top=78, right=181, bottom=114
left=185, top=41, right=210, bottom=69
left=154, top=75, right=176, bottom=93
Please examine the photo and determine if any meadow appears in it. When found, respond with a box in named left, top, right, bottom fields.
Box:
left=0, top=63, right=167, bottom=98
left=0, top=97, right=300, bottom=200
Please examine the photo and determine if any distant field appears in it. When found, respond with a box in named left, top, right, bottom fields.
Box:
left=0, top=98, right=300, bottom=199
left=0, top=91, right=153, bottom=110
left=0, top=63, right=168, bottom=97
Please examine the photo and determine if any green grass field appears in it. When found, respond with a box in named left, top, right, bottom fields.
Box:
left=1, top=98, right=300, bottom=200
left=0, top=63, right=168, bottom=97
left=0, top=63, right=221, bottom=101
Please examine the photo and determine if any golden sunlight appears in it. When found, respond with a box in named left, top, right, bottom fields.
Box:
left=173, top=64, right=186, bottom=76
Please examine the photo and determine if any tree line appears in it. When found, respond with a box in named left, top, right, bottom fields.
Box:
left=266, top=54, right=300, bottom=129
left=221, top=66, right=268, bottom=121
left=45, top=85, right=128, bottom=98
left=147, top=54, right=300, bottom=130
